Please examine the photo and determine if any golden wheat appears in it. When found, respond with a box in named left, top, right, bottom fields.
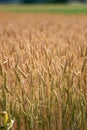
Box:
left=0, top=13, right=87, bottom=130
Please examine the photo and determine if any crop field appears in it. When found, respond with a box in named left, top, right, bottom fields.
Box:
left=0, top=12, right=87, bottom=130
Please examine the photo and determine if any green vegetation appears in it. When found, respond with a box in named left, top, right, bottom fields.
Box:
left=0, top=4, right=87, bottom=13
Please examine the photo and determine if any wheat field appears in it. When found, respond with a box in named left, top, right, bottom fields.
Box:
left=0, top=13, right=87, bottom=130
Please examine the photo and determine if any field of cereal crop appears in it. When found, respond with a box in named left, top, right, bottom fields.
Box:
left=0, top=11, right=87, bottom=130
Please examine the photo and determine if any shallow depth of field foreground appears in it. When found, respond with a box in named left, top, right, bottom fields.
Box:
left=0, top=13, right=87, bottom=130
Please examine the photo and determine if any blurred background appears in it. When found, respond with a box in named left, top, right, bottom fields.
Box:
left=0, top=0, right=87, bottom=4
